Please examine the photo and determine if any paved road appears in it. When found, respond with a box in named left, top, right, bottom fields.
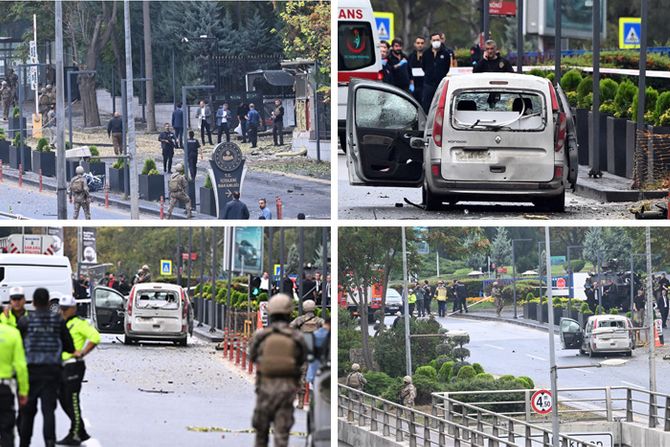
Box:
left=27, top=334, right=307, bottom=446
left=339, top=154, right=637, bottom=220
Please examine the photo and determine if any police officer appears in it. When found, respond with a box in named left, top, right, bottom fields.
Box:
left=185, top=130, right=200, bottom=180
left=39, top=87, right=50, bottom=122
left=492, top=281, right=504, bottom=317
left=0, top=316, right=28, bottom=447
left=290, top=299, right=323, bottom=409
left=18, top=288, right=75, bottom=447
left=473, top=40, right=514, bottom=73
left=0, top=81, right=11, bottom=121
left=57, top=295, right=99, bottom=445
left=158, top=122, right=176, bottom=174
left=68, top=166, right=91, bottom=220
left=421, top=32, right=452, bottom=112
left=0, top=287, right=29, bottom=328
left=399, top=376, right=416, bottom=407
left=250, top=294, right=307, bottom=447
left=166, top=163, right=192, bottom=220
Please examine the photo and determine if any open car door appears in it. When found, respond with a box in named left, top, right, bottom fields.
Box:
left=559, top=317, right=583, bottom=349
left=91, top=286, right=126, bottom=334
left=556, top=84, right=579, bottom=187
left=346, top=79, right=426, bottom=187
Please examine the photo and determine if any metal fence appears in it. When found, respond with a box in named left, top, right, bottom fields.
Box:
left=338, top=385, right=599, bottom=447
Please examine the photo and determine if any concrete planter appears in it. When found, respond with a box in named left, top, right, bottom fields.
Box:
left=588, top=112, right=609, bottom=173
left=108, top=167, right=126, bottom=193
left=606, top=116, right=628, bottom=177
left=8, top=117, right=27, bottom=139
left=553, top=308, right=564, bottom=326
left=138, top=174, right=164, bottom=201
left=0, top=140, right=9, bottom=164
left=199, top=186, right=217, bottom=216
left=625, top=120, right=637, bottom=179
left=575, top=109, right=590, bottom=165
left=9, top=145, right=32, bottom=171
left=31, top=151, right=56, bottom=177
left=540, top=303, right=549, bottom=323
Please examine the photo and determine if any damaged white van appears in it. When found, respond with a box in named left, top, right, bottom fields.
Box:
left=345, top=73, right=578, bottom=212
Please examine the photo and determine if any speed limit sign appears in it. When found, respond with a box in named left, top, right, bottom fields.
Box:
left=530, top=389, right=553, bottom=415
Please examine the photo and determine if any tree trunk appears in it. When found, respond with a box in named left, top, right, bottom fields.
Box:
left=79, top=75, right=100, bottom=127
left=143, top=0, right=156, bottom=132
left=357, top=286, right=373, bottom=369
left=401, top=0, right=412, bottom=52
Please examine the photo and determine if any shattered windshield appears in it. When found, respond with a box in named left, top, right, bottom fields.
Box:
left=451, top=90, right=546, bottom=131
left=355, top=88, right=419, bottom=130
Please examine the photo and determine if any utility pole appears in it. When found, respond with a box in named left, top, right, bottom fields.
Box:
left=55, top=0, right=67, bottom=219
left=124, top=0, right=140, bottom=219
left=544, top=227, right=559, bottom=447
left=516, top=0, right=524, bottom=73
left=636, top=0, right=649, bottom=185
left=645, top=227, right=656, bottom=398
left=554, top=0, right=561, bottom=82
left=401, top=227, right=412, bottom=376
left=142, top=0, right=156, bottom=132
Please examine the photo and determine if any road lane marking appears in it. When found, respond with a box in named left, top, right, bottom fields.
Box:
left=574, top=368, right=594, bottom=375
left=621, top=380, right=641, bottom=388
left=484, top=344, right=504, bottom=350
left=526, top=354, right=547, bottom=362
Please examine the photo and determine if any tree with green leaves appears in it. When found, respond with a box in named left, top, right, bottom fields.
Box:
left=490, top=227, right=512, bottom=268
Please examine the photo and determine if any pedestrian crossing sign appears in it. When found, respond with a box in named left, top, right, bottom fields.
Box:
left=374, top=12, right=394, bottom=42
left=619, top=17, right=641, bottom=49
left=160, top=260, right=172, bottom=276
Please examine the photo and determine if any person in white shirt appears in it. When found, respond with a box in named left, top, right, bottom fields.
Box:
left=195, top=100, right=213, bottom=146
left=216, top=102, right=231, bottom=144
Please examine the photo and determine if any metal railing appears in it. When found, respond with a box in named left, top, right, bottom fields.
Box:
left=433, top=386, right=670, bottom=432
left=338, top=385, right=599, bottom=447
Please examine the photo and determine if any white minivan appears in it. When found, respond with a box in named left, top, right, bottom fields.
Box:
left=560, top=315, right=635, bottom=357
left=0, top=254, right=74, bottom=311
left=345, top=73, right=578, bottom=211
left=91, top=282, right=193, bottom=346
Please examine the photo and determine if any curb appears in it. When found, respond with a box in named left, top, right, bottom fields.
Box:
left=451, top=312, right=560, bottom=334
left=575, top=183, right=667, bottom=203
left=192, top=323, right=224, bottom=343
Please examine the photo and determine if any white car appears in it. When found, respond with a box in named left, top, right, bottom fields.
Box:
left=384, top=288, right=403, bottom=315
left=560, top=315, right=635, bottom=357
left=91, top=282, right=193, bottom=346
left=345, top=73, right=578, bottom=211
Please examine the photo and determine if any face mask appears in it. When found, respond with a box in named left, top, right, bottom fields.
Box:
left=432, top=41, right=441, bottom=49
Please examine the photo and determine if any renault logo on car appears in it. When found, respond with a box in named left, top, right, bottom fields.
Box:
left=495, top=135, right=502, bottom=144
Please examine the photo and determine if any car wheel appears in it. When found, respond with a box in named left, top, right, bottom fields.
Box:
left=535, top=190, right=565, bottom=213
left=177, top=337, right=188, bottom=347
left=579, top=347, right=585, bottom=355
left=123, top=335, right=135, bottom=345
left=625, top=350, right=632, bottom=357
left=423, top=186, right=443, bottom=211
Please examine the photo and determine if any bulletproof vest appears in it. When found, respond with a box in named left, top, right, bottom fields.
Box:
left=297, top=314, right=320, bottom=333
left=258, top=327, right=298, bottom=377
left=24, top=311, right=64, bottom=365
left=70, top=176, right=85, bottom=193
left=346, top=372, right=362, bottom=388
left=168, top=174, right=182, bottom=193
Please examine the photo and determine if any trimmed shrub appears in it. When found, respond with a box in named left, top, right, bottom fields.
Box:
left=599, top=79, right=619, bottom=102
left=599, top=101, right=617, bottom=115
left=450, top=361, right=470, bottom=378
left=363, top=371, right=395, bottom=396
left=654, top=92, right=670, bottom=125
left=475, top=373, right=495, bottom=381
left=472, top=363, right=484, bottom=374
left=36, top=138, right=49, bottom=152
left=412, top=375, right=444, bottom=405
left=455, top=365, right=476, bottom=381
left=560, top=69, right=583, bottom=92
left=545, top=72, right=555, bottom=83
left=528, top=68, right=547, bottom=78
left=613, top=79, right=638, bottom=119
left=142, top=159, right=158, bottom=175
left=438, top=361, right=454, bottom=382
left=564, top=259, right=586, bottom=273
left=566, top=91, right=579, bottom=107
left=576, top=77, right=593, bottom=107
left=499, top=374, right=515, bottom=381
left=380, top=378, right=404, bottom=403
left=415, top=365, right=438, bottom=380
left=632, top=86, right=659, bottom=124
left=434, top=355, right=451, bottom=370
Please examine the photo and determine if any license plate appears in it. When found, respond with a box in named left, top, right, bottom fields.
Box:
left=455, top=150, right=492, bottom=161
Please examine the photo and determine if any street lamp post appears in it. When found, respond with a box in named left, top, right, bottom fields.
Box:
left=512, top=238, right=531, bottom=319
left=401, top=227, right=412, bottom=376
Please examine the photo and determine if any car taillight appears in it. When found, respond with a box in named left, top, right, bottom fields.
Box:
left=555, top=112, right=566, bottom=153
left=377, top=70, right=384, bottom=81
left=548, top=81, right=559, bottom=112
left=127, top=290, right=134, bottom=317
left=432, top=80, right=449, bottom=148
left=593, top=320, right=598, bottom=329
left=554, top=165, right=563, bottom=179
left=431, top=163, right=440, bottom=177
left=181, top=290, right=188, bottom=320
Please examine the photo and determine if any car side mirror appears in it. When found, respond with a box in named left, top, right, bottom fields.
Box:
left=409, top=137, right=425, bottom=150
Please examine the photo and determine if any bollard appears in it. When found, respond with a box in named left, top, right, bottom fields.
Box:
left=222, top=329, right=228, bottom=357
left=39, top=169, right=43, bottom=192
left=276, top=196, right=283, bottom=220
left=229, top=334, right=235, bottom=361
left=241, top=336, right=247, bottom=370
left=247, top=352, right=254, bottom=375
left=18, top=164, right=23, bottom=188
left=0, top=160, right=4, bottom=182
left=303, top=383, right=310, bottom=407
left=104, top=182, right=110, bottom=208
left=160, top=196, right=165, bottom=219
left=235, top=334, right=241, bottom=366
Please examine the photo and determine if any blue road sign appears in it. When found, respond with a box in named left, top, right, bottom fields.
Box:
left=374, top=12, right=394, bottom=42
left=160, top=259, right=172, bottom=276
left=619, top=18, right=641, bottom=49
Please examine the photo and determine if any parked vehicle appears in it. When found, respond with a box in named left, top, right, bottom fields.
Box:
left=344, top=73, right=578, bottom=211
left=346, top=286, right=402, bottom=322
left=337, top=0, right=382, bottom=149
left=91, top=282, right=193, bottom=346
left=0, top=254, right=74, bottom=311
left=560, top=315, right=635, bottom=357
left=0, top=234, right=61, bottom=255
left=384, top=287, right=403, bottom=315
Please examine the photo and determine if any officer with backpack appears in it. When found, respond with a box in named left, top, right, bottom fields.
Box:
left=250, top=294, right=307, bottom=447
left=289, top=300, right=323, bottom=410
left=68, top=166, right=91, bottom=220
left=166, top=163, right=192, bottom=219
left=345, top=363, right=366, bottom=391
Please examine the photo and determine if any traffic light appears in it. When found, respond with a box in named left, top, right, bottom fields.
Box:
left=249, top=275, right=262, bottom=297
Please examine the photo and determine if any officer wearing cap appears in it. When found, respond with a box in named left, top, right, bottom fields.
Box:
left=0, top=287, right=29, bottom=328
left=0, top=313, right=28, bottom=446
left=57, top=295, right=99, bottom=445
left=250, top=294, right=307, bottom=447
left=289, top=300, right=323, bottom=409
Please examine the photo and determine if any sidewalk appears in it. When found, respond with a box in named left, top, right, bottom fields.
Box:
left=575, top=165, right=668, bottom=202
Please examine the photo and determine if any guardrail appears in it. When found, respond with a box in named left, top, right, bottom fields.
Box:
left=338, top=384, right=599, bottom=447
left=432, top=386, right=670, bottom=432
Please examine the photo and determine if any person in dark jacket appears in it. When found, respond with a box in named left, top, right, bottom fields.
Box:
left=216, top=103, right=231, bottom=144
left=272, top=99, right=285, bottom=146
left=171, top=103, right=184, bottom=148
left=421, top=33, right=452, bottom=112
left=408, top=36, right=426, bottom=102
left=107, top=112, right=124, bottom=155
left=18, top=288, right=75, bottom=447
left=222, top=191, right=250, bottom=220
left=158, top=122, right=177, bottom=174
left=379, top=41, right=393, bottom=84
left=473, top=40, right=514, bottom=73
left=246, top=103, right=261, bottom=148
left=237, top=103, right=249, bottom=143
left=185, top=130, right=201, bottom=180
left=387, top=38, right=411, bottom=92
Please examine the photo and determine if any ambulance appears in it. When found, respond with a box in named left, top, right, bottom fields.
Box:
left=337, top=0, right=382, bottom=149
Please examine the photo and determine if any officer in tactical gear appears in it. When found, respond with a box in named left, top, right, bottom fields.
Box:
left=250, top=293, right=307, bottom=447
left=167, top=163, right=192, bottom=219
left=45, top=84, right=56, bottom=112
left=39, top=87, right=50, bottom=123
left=345, top=363, right=366, bottom=391
left=57, top=295, right=100, bottom=445
left=289, top=299, right=323, bottom=409
left=68, top=166, right=91, bottom=220
left=492, top=281, right=504, bottom=317
left=400, top=376, right=416, bottom=407
left=0, top=81, right=12, bottom=121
